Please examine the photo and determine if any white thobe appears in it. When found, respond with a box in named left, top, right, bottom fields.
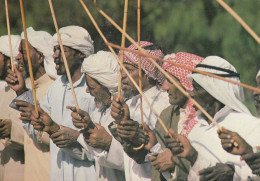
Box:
left=39, top=74, right=96, bottom=181
left=108, top=86, right=169, bottom=181
left=187, top=106, right=260, bottom=181
left=77, top=106, right=125, bottom=181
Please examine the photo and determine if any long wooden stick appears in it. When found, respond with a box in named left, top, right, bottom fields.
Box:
left=79, top=0, right=171, bottom=137
left=19, top=0, right=38, bottom=116
left=5, top=0, right=14, bottom=71
left=48, top=0, right=79, bottom=111
left=118, top=0, right=129, bottom=98
left=107, top=42, right=260, bottom=94
left=216, top=0, right=260, bottom=44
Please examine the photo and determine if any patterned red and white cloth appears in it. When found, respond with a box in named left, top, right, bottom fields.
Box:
left=163, top=52, right=204, bottom=136
left=118, top=41, right=165, bottom=84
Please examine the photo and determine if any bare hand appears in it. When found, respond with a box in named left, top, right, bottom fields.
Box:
left=111, top=95, right=130, bottom=124
left=30, top=105, right=59, bottom=135
left=5, top=65, right=27, bottom=95
left=0, top=119, right=12, bottom=138
left=217, top=127, right=253, bottom=155
left=85, top=123, right=112, bottom=151
left=199, top=163, right=234, bottom=181
left=51, top=126, right=80, bottom=148
left=142, top=123, right=157, bottom=151
left=241, top=152, right=260, bottom=175
left=117, top=120, right=148, bottom=146
left=165, top=128, right=197, bottom=165
left=67, top=106, right=94, bottom=130
left=150, top=148, right=175, bottom=172
left=15, top=101, right=34, bottom=121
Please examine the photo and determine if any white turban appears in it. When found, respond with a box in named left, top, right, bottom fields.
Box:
left=0, top=35, right=21, bottom=59
left=51, top=25, right=94, bottom=57
left=188, top=56, right=251, bottom=114
left=81, top=51, right=119, bottom=94
left=21, top=27, right=58, bottom=79
left=256, top=69, right=260, bottom=81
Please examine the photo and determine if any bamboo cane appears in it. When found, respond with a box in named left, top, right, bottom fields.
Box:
left=5, top=0, right=14, bottom=71
left=19, top=0, right=38, bottom=116
left=118, top=0, right=129, bottom=98
left=79, top=0, right=171, bottom=138
left=133, top=0, right=145, bottom=151
left=107, top=42, right=260, bottom=94
left=216, top=0, right=260, bottom=44
left=48, top=0, right=79, bottom=112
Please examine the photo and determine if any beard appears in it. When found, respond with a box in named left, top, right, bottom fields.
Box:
left=95, top=100, right=106, bottom=112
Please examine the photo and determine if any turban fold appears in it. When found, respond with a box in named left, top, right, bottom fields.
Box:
left=21, top=27, right=58, bottom=79
left=118, top=41, right=165, bottom=84
left=51, top=25, right=94, bottom=58
left=81, top=51, right=119, bottom=94
left=163, top=52, right=204, bottom=91
left=0, top=35, right=21, bottom=59
left=188, top=56, right=250, bottom=114
left=257, top=69, right=260, bottom=81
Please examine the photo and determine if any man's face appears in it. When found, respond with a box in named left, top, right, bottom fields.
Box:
left=85, top=74, right=111, bottom=110
left=53, top=45, right=84, bottom=76
left=161, top=76, right=188, bottom=108
left=121, top=63, right=140, bottom=99
left=15, top=40, right=42, bottom=77
left=253, top=76, right=260, bottom=116
left=0, top=53, right=10, bottom=80
left=190, top=80, right=216, bottom=111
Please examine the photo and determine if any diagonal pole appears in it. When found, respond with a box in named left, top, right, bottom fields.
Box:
left=5, top=0, right=14, bottom=71
left=48, top=0, right=79, bottom=112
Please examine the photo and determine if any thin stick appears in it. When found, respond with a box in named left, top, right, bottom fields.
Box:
left=216, top=0, right=260, bottom=44
left=19, top=0, right=38, bottom=116
left=5, top=0, right=14, bottom=71
left=107, top=42, right=260, bottom=94
left=133, top=0, right=145, bottom=151
left=79, top=0, right=171, bottom=137
left=48, top=0, right=79, bottom=111
left=118, top=0, right=129, bottom=98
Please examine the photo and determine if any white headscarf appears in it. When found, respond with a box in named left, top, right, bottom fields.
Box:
left=81, top=51, right=119, bottom=94
left=51, top=25, right=94, bottom=57
left=21, top=27, right=58, bottom=79
left=256, top=69, right=260, bottom=81
left=188, top=56, right=251, bottom=114
left=0, top=35, right=21, bottom=59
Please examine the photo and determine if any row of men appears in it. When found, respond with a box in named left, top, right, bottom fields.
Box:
left=0, top=25, right=260, bottom=181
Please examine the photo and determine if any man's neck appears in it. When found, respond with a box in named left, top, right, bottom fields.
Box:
left=70, top=66, right=83, bottom=84
left=34, top=66, right=46, bottom=80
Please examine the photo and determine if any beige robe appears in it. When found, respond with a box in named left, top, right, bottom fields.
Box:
left=0, top=85, right=25, bottom=181
left=23, top=74, right=54, bottom=181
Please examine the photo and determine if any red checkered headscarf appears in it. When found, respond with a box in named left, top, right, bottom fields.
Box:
left=163, top=52, right=204, bottom=137
left=118, top=41, right=165, bottom=84
left=162, top=52, right=204, bottom=92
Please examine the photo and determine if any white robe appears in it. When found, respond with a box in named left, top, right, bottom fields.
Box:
left=187, top=106, right=260, bottom=181
left=39, top=74, right=96, bottom=181
left=112, top=86, right=169, bottom=181
left=77, top=106, right=125, bottom=181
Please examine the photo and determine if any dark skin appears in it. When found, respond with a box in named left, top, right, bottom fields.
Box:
left=199, top=163, right=235, bottom=181
left=0, top=119, right=12, bottom=139
left=253, top=76, right=260, bottom=116
left=218, top=127, right=260, bottom=176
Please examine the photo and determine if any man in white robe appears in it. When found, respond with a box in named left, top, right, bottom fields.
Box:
left=69, top=50, right=125, bottom=181
left=15, top=26, right=96, bottom=181
left=165, top=56, right=260, bottom=180
left=110, top=41, right=170, bottom=181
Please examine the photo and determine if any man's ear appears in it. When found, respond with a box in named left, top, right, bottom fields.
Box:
left=78, top=52, right=86, bottom=59
left=38, top=53, right=44, bottom=64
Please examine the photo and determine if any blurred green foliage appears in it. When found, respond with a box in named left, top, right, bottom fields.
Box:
left=0, top=0, right=259, bottom=114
